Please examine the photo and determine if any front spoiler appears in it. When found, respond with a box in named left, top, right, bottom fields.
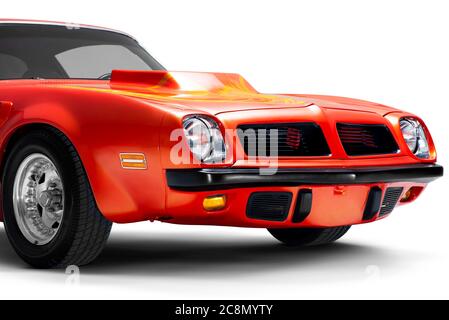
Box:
left=166, top=164, right=444, bottom=191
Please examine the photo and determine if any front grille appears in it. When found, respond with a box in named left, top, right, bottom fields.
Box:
left=379, top=187, right=404, bottom=217
left=246, top=192, right=293, bottom=221
left=238, top=123, right=330, bottom=157
left=337, top=123, right=399, bottom=156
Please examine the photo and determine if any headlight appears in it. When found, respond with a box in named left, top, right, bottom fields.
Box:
left=400, top=118, right=430, bottom=159
left=183, top=116, right=226, bottom=163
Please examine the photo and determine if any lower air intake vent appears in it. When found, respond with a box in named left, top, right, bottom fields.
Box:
left=363, top=187, right=383, bottom=221
left=246, top=192, right=292, bottom=221
left=379, top=187, right=404, bottom=217
left=337, top=123, right=399, bottom=156
left=292, top=189, right=313, bottom=223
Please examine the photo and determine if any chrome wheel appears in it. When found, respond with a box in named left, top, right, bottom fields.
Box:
left=13, top=153, right=64, bottom=245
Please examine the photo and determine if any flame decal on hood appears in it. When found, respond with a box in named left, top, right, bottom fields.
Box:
left=62, top=70, right=309, bottom=106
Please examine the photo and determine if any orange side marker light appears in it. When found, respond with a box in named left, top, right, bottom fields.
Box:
left=120, top=153, right=147, bottom=170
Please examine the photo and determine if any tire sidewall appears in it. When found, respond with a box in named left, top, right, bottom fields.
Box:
left=2, top=131, right=79, bottom=268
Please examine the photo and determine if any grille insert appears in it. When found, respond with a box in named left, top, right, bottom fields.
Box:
left=238, top=123, right=330, bottom=157
left=379, top=187, right=404, bottom=217
left=337, top=123, right=399, bottom=156
left=246, top=192, right=293, bottom=221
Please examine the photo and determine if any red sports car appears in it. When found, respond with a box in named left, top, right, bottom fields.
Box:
left=0, top=20, right=443, bottom=268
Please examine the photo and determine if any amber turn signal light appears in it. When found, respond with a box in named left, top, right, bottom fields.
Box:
left=400, top=186, right=424, bottom=203
left=203, top=195, right=227, bottom=211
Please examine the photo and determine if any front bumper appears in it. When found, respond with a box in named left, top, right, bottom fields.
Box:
left=166, top=164, right=443, bottom=191
left=163, top=164, right=443, bottom=228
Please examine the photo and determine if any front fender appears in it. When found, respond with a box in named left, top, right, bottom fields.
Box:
left=0, top=87, right=168, bottom=223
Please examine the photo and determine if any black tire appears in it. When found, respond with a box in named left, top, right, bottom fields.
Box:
left=2, top=128, right=112, bottom=268
left=268, top=226, right=351, bottom=247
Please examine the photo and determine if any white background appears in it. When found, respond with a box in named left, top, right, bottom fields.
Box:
left=1, top=0, right=448, bottom=299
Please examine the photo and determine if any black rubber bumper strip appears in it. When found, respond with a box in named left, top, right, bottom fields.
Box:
left=166, top=164, right=443, bottom=191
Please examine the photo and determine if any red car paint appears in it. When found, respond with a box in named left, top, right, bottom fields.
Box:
left=0, top=22, right=441, bottom=228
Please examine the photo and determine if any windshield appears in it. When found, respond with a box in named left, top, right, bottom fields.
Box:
left=0, top=24, right=164, bottom=80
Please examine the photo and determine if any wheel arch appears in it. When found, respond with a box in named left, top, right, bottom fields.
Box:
left=1, top=123, right=62, bottom=173
left=0, top=123, right=95, bottom=222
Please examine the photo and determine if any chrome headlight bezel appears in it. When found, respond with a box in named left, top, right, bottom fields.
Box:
left=399, top=117, right=430, bottom=159
left=182, top=115, right=226, bottom=164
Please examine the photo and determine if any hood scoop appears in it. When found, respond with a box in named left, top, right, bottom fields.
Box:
left=110, top=70, right=258, bottom=94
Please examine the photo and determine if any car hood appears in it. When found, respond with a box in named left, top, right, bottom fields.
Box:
left=64, top=70, right=399, bottom=116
